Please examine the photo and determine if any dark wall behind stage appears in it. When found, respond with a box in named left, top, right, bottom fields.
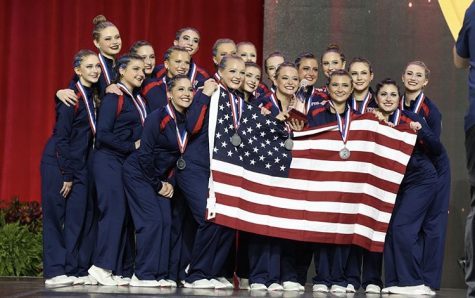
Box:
left=263, top=0, right=467, bottom=288
left=0, top=0, right=264, bottom=203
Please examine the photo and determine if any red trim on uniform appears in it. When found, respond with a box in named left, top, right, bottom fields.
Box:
left=155, top=68, right=167, bottom=79
left=311, top=106, right=326, bottom=117
left=116, top=95, right=124, bottom=117
left=263, top=101, right=274, bottom=111
left=197, top=67, right=209, bottom=78
left=258, top=82, right=270, bottom=94
left=141, top=80, right=164, bottom=96
left=160, top=115, right=171, bottom=132
left=421, top=102, right=430, bottom=118
left=74, top=91, right=81, bottom=114
left=192, top=106, right=208, bottom=135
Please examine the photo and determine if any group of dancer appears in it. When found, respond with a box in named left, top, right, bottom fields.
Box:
left=40, top=14, right=450, bottom=295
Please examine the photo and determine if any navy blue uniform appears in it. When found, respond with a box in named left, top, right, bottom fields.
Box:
left=41, top=83, right=95, bottom=278
left=179, top=87, right=236, bottom=283
left=153, top=59, right=209, bottom=89
left=401, top=93, right=450, bottom=289
left=93, top=86, right=146, bottom=276
left=384, top=110, right=443, bottom=287
left=141, top=77, right=169, bottom=112
left=123, top=105, right=186, bottom=280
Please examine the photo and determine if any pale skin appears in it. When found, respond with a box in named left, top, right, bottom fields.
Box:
left=453, top=45, right=469, bottom=69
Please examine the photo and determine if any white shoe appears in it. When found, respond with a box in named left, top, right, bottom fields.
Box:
left=365, top=284, right=381, bottom=293
left=88, top=265, right=117, bottom=286
left=217, top=277, right=234, bottom=289
left=69, top=276, right=86, bottom=285
left=250, top=283, right=267, bottom=291
left=210, top=278, right=227, bottom=289
left=239, top=278, right=250, bottom=290
left=267, top=283, right=284, bottom=291
left=129, top=274, right=160, bottom=287
left=157, top=279, right=172, bottom=287
left=381, top=286, right=392, bottom=294
left=299, top=284, right=305, bottom=291
left=389, top=284, right=435, bottom=295
left=184, top=279, right=215, bottom=289
left=282, top=281, right=300, bottom=291
left=312, top=284, right=329, bottom=292
left=113, top=275, right=131, bottom=286
left=346, top=284, right=356, bottom=293
left=44, top=275, right=75, bottom=286
left=166, top=279, right=177, bottom=287
left=83, top=275, right=98, bottom=285
left=330, top=284, right=347, bottom=293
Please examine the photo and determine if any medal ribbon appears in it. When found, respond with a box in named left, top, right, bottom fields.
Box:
left=76, top=81, right=96, bottom=135
left=98, top=53, right=112, bottom=85
left=304, top=86, right=315, bottom=114
left=400, top=92, right=425, bottom=113
left=330, top=102, right=351, bottom=144
left=389, top=109, right=401, bottom=125
left=117, top=83, right=148, bottom=125
left=165, top=103, right=189, bottom=154
left=269, top=93, right=292, bottom=135
left=351, top=91, right=372, bottom=114
left=188, top=62, right=197, bottom=86
left=229, top=90, right=243, bottom=131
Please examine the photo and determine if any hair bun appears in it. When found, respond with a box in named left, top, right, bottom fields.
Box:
left=326, top=43, right=341, bottom=51
left=93, top=15, right=107, bottom=25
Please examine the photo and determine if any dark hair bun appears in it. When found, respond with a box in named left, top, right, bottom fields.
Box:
left=93, top=15, right=107, bottom=25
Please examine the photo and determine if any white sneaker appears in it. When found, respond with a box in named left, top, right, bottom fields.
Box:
left=389, top=284, right=435, bottom=295
left=217, top=277, right=234, bottom=289
left=44, top=275, right=75, bottom=286
left=346, top=284, right=356, bottom=293
left=129, top=274, right=160, bottom=287
left=365, top=284, right=381, bottom=293
left=299, top=284, right=305, bottom=291
left=210, top=278, right=227, bottom=289
left=69, top=276, right=86, bottom=285
left=113, top=275, right=131, bottom=286
left=381, top=286, right=392, bottom=294
left=282, top=281, right=300, bottom=291
left=239, top=278, right=250, bottom=290
left=83, top=275, right=98, bottom=285
left=267, top=283, right=284, bottom=291
left=330, top=284, right=347, bottom=293
left=250, top=283, right=267, bottom=291
left=166, top=279, right=177, bottom=287
left=157, top=279, right=172, bottom=287
left=312, top=284, right=329, bottom=292
left=184, top=279, right=215, bottom=289
left=88, top=265, right=117, bottom=286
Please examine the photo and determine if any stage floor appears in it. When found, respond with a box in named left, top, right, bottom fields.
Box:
left=1, top=278, right=467, bottom=298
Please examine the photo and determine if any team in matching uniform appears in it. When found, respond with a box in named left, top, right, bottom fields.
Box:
left=40, top=14, right=449, bottom=295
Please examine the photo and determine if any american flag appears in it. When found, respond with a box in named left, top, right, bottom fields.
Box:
left=206, top=87, right=417, bottom=252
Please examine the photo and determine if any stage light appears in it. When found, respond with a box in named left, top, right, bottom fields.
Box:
left=408, top=2, right=413, bottom=8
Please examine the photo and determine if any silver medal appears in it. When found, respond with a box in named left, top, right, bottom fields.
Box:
left=176, top=157, right=186, bottom=170
left=284, top=138, right=294, bottom=150
left=339, top=147, right=351, bottom=160
left=231, top=133, right=242, bottom=147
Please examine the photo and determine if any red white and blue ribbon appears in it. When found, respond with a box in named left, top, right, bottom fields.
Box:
left=76, top=81, right=96, bottom=135
left=229, top=90, right=244, bottom=132
left=331, top=102, right=352, bottom=144
left=351, top=91, right=372, bottom=114
left=98, top=53, right=113, bottom=85
left=165, top=102, right=189, bottom=154
left=400, top=92, right=425, bottom=113
left=188, top=62, right=197, bottom=86
left=389, top=109, right=402, bottom=126
left=117, top=83, right=148, bottom=125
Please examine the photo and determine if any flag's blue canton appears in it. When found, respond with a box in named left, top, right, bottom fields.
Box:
left=212, top=89, right=292, bottom=177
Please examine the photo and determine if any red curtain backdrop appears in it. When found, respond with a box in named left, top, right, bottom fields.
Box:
left=0, top=0, right=264, bottom=202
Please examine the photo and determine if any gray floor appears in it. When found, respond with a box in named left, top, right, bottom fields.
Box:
left=0, top=278, right=467, bottom=298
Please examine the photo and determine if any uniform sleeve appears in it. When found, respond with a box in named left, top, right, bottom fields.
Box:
left=456, top=8, right=472, bottom=58
left=96, top=95, right=136, bottom=154
left=53, top=98, right=75, bottom=182
left=143, top=83, right=168, bottom=112
left=410, top=112, right=443, bottom=156
left=138, top=112, right=164, bottom=192
left=425, top=102, right=442, bottom=138
left=186, top=89, right=210, bottom=134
